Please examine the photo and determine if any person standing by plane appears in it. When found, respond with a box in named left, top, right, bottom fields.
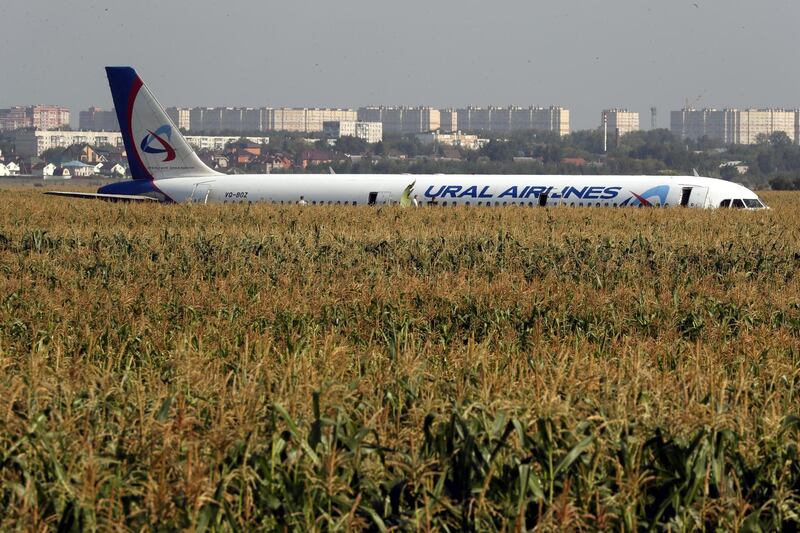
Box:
left=298, top=196, right=307, bottom=206
left=412, top=194, right=419, bottom=208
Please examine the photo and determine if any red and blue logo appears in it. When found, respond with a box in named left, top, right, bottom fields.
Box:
left=140, top=124, right=176, bottom=162
left=620, top=185, right=670, bottom=207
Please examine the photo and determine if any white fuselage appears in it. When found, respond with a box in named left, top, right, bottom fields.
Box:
left=81, top=67, right=768, bottom=210
left=149, top=173, right=765, bottom=209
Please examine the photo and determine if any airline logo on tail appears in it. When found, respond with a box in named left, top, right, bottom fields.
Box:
left=140, top=124, right=176, bottom=162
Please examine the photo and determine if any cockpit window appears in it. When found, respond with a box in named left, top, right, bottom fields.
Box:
left=732, top=199, right=745, bottom=209
left=743, top=199, right=763, bottom=208
left=720, top=199, right=731, bottom=208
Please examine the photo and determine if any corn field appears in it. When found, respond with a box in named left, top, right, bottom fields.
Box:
left=0, top=189, right=799, bottom=531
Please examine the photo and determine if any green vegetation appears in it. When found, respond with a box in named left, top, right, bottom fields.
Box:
left=0, top=191, right=799, bottom=530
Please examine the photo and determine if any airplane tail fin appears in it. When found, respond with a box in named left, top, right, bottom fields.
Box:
left=105, top=66, right=218, bottom=180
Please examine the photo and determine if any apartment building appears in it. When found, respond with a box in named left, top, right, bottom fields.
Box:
left=13, top=129, right=269, bottom=157
left=439, top=109, right=458, bottom=132
left=415, top=131, right=486, bottom=150
left=671, top=108, right=799, bottom=144
left=601, top=109, right=640, bottom=137
left=0, top=105, right=70, bottom=131
left=323, top=121, right=383, bottom=143
left=455, top=106, right=570, bottom=135
left=737, top=109, right=797, bottom=144
left=166, top=107, right=191, bottom=130
left=189, top=107, right=224, bottom=132
left=211, top=107, right=264, bottom=132
left=13, top=130, right=124, bottom=157
left=30, top=106, right=71, bottom=130
left=79, top=107, right=119, bottom=131
left=184, top=135, right=270, bottom=151
left=0, top=107, right=30, bottom=131
left=356, top=107, right=441, bottom=134
left=265, top=108, right=357, bottom=133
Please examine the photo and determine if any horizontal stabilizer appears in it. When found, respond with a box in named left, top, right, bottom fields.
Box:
left=44, top=191, right=159, bottom=202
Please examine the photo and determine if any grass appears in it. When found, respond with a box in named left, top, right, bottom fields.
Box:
left=0, top=188, right=798, bottom=530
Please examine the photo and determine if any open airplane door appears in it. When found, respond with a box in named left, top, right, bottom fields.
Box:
left=679, top=185, right=709, bottom=208
left=368, top=191, right=393, bottom=205
left=189, top=180, right=216, bottom=204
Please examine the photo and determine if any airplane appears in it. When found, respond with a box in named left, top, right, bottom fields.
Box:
left=46, top=66, right=768, bottom=210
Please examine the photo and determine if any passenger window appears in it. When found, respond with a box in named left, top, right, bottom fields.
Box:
left=732, top=199, right=745, bottom=209
left=720, top=199, right=731, bottom=208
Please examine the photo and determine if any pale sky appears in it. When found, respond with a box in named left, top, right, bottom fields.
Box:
left=1, top=0, right=798, bottom=130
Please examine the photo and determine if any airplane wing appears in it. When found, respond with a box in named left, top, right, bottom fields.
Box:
left=44, top=191, right=159, bottom=202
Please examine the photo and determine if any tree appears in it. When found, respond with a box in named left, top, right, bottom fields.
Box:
left=40, top=147, right=65, bottom=163
left=479, top=140, right=515, bottom=162
left=567, top=130, right=604, bottom=154
left=719, top=164, right=739, bottom=180
left=334, top=136, right=368, bottom=155
left=769, top=131, right=792, bottom=146
left=542, top=144, right=563, bottom=164
left=756, top=152, right=774, bottom=174
left=769, top=176, right=798, bottom=190
left=754, top=133, right=770, bottom=145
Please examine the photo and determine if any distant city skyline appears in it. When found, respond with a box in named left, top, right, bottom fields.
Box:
left=2, top=1, right=799, bottom=130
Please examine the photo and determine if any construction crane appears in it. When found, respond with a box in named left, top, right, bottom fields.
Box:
left=684, top=91, right=705, bottom=110
left=650, top=107, right=657, bottom=129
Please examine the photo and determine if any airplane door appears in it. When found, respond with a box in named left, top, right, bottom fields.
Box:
left=189, top=180, right=216, bottom=204
left=679, top=185, right=708, bottom=208
left=368, top=191, right=393, bottom=205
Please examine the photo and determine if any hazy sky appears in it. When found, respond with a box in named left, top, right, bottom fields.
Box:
left=2, top=0, right=799, bottom=130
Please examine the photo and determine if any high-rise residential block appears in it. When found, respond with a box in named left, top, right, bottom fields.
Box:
left=261, top=108, right=356, bottom=133
left=79, top=107, right=119, bottom=131
left=30, top=106, right=70, bottom=130
left=0, top=107, right=31, bottom=131
left=166, top=107, right=191, bottom=130
left=0, top=105, right=70, bottom=131
left=601, top=109, right=640, bottom=137
left=671, top=108, right=798, bottom=144
left=455, top=106, right=569, bottom=135
left=356, top=107, right=441, bottom=134
left=439, top=109, right=458, bottom=132
left=323, top=121, right=383, bottom=143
